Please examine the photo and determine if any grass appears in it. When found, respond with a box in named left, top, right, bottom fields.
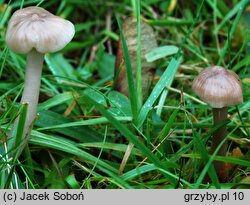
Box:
left=0, top=0, right=250, bottom=189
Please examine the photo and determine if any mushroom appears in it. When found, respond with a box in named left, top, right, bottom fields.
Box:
left=6, top=6, right=75, bottom=139
left=192, top=66, right=243, bottom=179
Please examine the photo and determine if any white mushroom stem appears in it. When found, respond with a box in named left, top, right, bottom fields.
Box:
left=9, top=49, right=44, bottom=152
left=21, top=49, right=44, bottom=135
left=8, top=50, right=44, bottom=159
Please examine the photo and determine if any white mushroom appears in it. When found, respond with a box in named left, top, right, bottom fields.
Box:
left=6, top=6, right=75, bottom=140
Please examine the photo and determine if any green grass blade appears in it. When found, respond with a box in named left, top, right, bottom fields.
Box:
left=145, top=46, right=179, bottom=62
left=136, top=57, right=181, bottom=127
left=217, top=0, right=248, bottom=66
left=116, top=16, right=138, bottom=120
left=85, top=95, right=179, bottom=186
left=121, top=163, right=193, bottom=188
left=192, top=130, right=220, bottom=188
left=30, top=131, right=132, bottom=188
left=29, top=131, right=118, bottom=174
left=11, top=103, right=28, bottom=158
left=135, top=0, right=142, bottom=112
left=232, top=55, right=250, bottom=72
left=194, top=138, right=227, bottom=188
left=214, top=0, right=247, bottom=34
left=158, top=108, right=179, bottom=141
left=37, top=116, right=132, bottom=130
left=79, top=142, right=142, bottom=156
left=38, top=92, right=73, bottom=111
left=45, top=53, right=77, bottom=83
left=205, top=0, right=223, bottom=18
left=36, top=110, right=103, bottom=143
left=182, top=153, right=250, bottom=169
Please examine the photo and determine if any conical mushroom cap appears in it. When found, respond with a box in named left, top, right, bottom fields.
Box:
left=6, top=6, right=75, bottom=54
left=192, top=66, right=243, bottom=108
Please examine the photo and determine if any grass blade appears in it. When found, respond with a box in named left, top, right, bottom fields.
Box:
left=145, top=46, right=179, bottom=62
left=29, top=131, right=118, bottom=174
left=158, top=108, right=179, bottom=142
left=192, top=130, right=220, bottom=188
left=135, top=0, right=142, bottom=112
left=217, top=0, right=248, bottom=66
left=116, top=16, right=138, bottom=120
left=85, top=95, right=179, bottom=186
left=136, top=57, right=181, bottom=127
left=214, top=0, right=247, bottom=34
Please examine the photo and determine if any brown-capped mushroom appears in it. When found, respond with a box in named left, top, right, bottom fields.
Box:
left=6, top=6, right=75, bottom=142
left=192, top=66, right=243, bottom=180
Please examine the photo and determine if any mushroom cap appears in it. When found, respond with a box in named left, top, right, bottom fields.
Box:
left=6, top=6, right=75, bottom=54
left=192, top=66, right=243, bottom=108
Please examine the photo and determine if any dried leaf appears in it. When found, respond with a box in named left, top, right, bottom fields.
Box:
left=115, top=17, right=157, bottom=97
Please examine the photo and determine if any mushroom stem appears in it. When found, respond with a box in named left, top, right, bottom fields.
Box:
left=21, top=49, right=44, bottom=135
left=8, top=50, right=44, bottom=158
left=211, top=107, right=228, bottom=155
left=210, top=107, right=228, bottom=180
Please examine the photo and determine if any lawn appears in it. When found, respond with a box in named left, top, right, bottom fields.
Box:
left=0, top=0, right=249, bottom=189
